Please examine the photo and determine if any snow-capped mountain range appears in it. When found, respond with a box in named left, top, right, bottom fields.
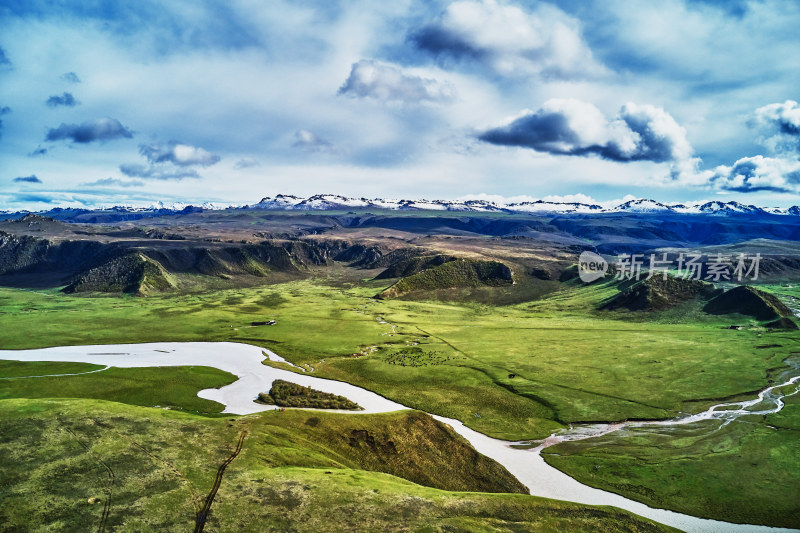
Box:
left=3, top=194, right=800, bottom=220
left=250, top=194, right=800, bottom=216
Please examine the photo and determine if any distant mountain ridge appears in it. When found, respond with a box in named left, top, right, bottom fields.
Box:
left=252, top=194, right=800, bottom=216
left=2, top=194, right=800, bottom=222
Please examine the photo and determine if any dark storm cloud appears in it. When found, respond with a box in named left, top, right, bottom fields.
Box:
left=138, top=141, right=220, bottom=166
left=479, top=99, right=692, bottom=164
left=46, top=92, right=79, bottom=107
left=480, top=111, right=583, bottom=154
left=13, top=175, right=42, bottom=183
left=410, top=25, right=484, bottom=61
left=119, top=163, right=200, bottom=180
left=45, top=117, right=133, bottom=143
left=60, top=72, right=81, bottom=83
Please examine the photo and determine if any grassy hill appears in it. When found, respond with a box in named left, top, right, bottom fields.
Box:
left=0, top=399, right=673, bottom=532
left=377, top=258, right=513, bottom=299
left=703, top=284, right=796, bottom=321
left=373, top=254, right=456, bottom=279
left=601, top=275, right=719, bottom=311
left=63, top=253, right=177, bottom=295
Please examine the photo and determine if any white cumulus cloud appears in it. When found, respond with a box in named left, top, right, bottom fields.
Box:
left=708, top=155, right=800, bottom=193
left=338, top=60, right=455, bottom=104
left=479, top=98, right=693, bottom=164
left=139, top=141, right=220, bottom=167
left=750, top=100, right=800, bottom=154
left=411, top=0, right=605, bottom=79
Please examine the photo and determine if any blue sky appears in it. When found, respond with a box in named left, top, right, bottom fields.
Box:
left=1, top=0, right=800, bottom=210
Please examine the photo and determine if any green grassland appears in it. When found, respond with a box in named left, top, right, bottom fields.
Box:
left=0, top=360, right=236, bottom=414
left=0, top=359, right=105, bottom=377
left=0, top=398, right=673, bottom=532
left=0, top=275, right=796, bottom=440
left=1, top=272, right=799, bottom=527
left=542, top=392, right=800, bottom=528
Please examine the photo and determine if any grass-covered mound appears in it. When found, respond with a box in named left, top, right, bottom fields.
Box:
left=703, top=285, right=795, bottom=321
left=256, top=379, right=362, bottom=410
left=262, top=409, right=528, bottom=494
left=601, top=275, right=718, bottom=311
left=0, top=399, right=673, bottom=532
left=373, top=254, right=456, bottom=279
left=63, top=252, right=176, bottom=295
left=377, top=258, right=513, bottom=299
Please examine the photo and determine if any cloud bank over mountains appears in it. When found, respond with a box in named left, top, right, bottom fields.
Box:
left=2, top=0, right=800, bottom=209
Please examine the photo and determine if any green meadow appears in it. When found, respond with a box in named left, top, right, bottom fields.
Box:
left=543, top=390, right=800, bottom=528
left=0, top=398, right=672, bottom=532
left=1, top=272, right=798, bottom=527
left=0, top=276, right=794, bottom=440
left=0, top=360, right=236, bottom=414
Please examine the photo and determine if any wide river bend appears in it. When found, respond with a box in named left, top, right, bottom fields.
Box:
left=0, top=342, right=797, bottom=533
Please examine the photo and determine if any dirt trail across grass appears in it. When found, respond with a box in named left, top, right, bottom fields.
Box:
left=59, top=420, right=115, bottom=533
left=194, top=429, right=247, bottom=533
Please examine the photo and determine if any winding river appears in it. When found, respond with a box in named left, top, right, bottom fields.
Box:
left=0, top=342, right=797, bottom=533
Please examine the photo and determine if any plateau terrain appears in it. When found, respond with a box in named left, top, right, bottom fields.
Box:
left=1, top=199, right=799, bottom=531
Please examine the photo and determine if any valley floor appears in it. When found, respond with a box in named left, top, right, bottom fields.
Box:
left=0, top=270, right=799, bottom=530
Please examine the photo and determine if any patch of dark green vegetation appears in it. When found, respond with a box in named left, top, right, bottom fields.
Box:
left=64, top=253, right=176, bottom=295
left=256, top=380, right=362, bottom=410
left=384, top=346, right=453, bottom=367
left=0, top=361, right=236, bottom=414
left=704, top=285, right=795, bottom=321
left=602, top=275, right=719, bottom=312
left=373, top=254, right=456, bottom=279
left=377, top=258, right=513, bottom=299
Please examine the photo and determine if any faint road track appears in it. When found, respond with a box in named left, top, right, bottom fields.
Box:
left=194, top=429, right=247, bottom=533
